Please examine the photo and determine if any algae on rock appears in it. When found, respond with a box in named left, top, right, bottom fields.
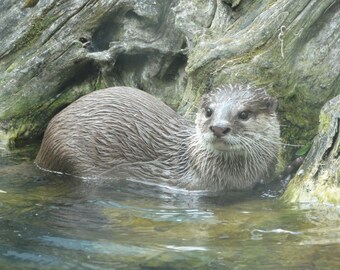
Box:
left=283, top=95, right=340, bottom=204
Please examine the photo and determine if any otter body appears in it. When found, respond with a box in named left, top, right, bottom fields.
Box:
left=35, top=85, right=280, bottom=191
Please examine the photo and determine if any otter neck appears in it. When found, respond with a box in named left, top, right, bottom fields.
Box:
left=184, top=133, right=269, bottom=191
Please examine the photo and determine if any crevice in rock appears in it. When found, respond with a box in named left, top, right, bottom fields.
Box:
left=92, top=14, right=120, bottom=52
left=322, top=118, right=340, bottom=161
left=112, top=53, right=148, bottom=85
left=58, top=60, right=97, bottom=93
left=125, top=9, right=143, bottom=22
left=161, top=53, right=187, bottom=82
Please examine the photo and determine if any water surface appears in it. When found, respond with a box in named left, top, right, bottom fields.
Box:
left=0, top=144, right=339, bottom=269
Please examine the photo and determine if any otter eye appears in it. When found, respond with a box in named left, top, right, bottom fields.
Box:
left=238, top=111, right=250, bottom=120
left=205, top=108, right=213, bottom=117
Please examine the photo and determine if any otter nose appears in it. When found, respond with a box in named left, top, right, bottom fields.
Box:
left=210, top=125, right=231, bottom=137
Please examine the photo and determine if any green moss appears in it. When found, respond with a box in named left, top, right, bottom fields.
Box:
left=94, top=76, right=108, bottom=90
left=295, top=144, right=311, bottom=156
left=319, top=111, right=332, bottom=134
left=279, top=91, right=319, bottom=146
left=10, top=7, right=58, bottom=56
left=5, top=63, right=17, bottom=73
left=282, top=160, right=340, bottom=205
left=23, top=0, right=39, bottom=8
left=2, top=81, right=95, bottom=146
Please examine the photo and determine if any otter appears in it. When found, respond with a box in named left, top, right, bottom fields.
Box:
left=35, top=85, right=280, bottom=191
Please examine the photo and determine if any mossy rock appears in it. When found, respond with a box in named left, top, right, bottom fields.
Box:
left=283, top=95, right=340, bottom=204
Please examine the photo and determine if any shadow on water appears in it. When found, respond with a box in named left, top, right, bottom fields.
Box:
left=0, top=144, right=339, bottom=269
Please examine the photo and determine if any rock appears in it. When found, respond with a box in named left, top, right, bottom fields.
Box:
left=283, top=95, right=340, bottom=204
left=1, top=0, right=338, bottom=148
left=0, top=0, right=188, bottom=144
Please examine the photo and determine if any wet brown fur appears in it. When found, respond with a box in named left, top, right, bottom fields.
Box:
left=35, top=85, right=280, bottom=191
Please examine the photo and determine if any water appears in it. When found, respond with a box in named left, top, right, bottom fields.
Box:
left=0, top=144, right=339, bottom=269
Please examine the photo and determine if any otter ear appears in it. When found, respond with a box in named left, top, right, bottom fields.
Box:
left=267, top=97, right=278, bottom=112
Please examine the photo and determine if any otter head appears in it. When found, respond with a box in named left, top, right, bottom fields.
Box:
left=195, top=84, right=279, bottom=156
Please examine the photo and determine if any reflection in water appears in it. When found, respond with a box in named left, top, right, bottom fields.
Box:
left=0, top=144, right=339, bottom=269
left=250, top=228, right=302, bottom=240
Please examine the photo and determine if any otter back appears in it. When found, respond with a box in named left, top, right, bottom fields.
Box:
left=35, top=87, right=193, bottom=180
